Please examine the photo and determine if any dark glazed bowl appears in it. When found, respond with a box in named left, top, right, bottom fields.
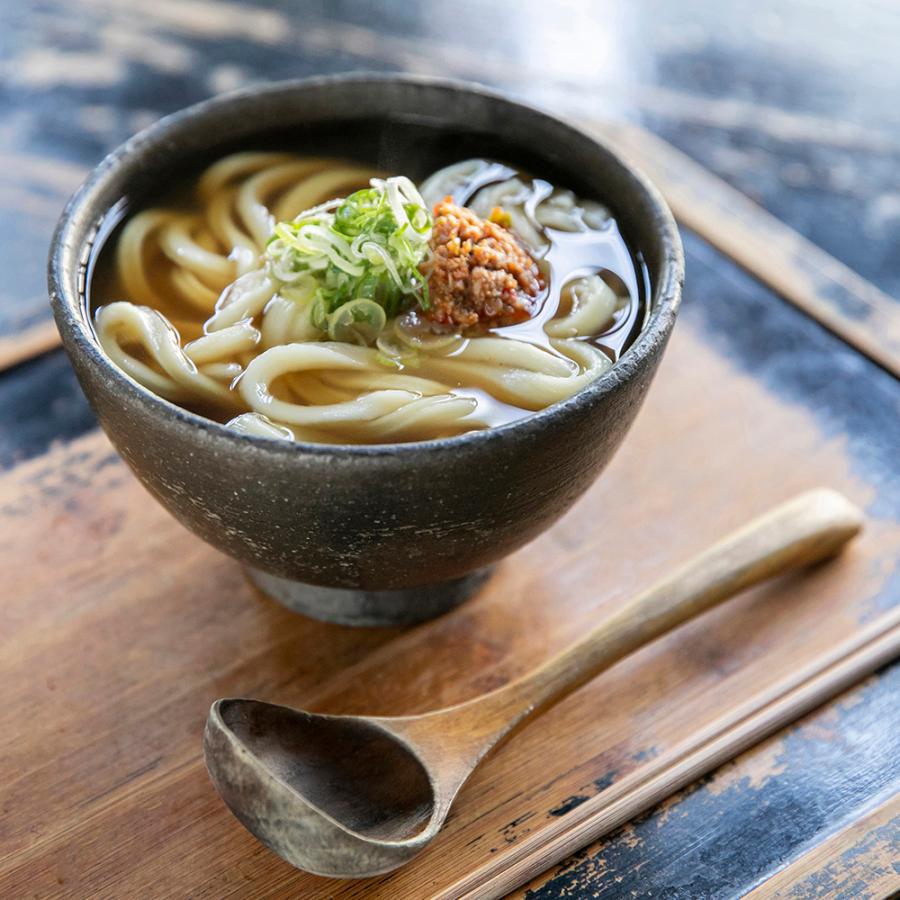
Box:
left=48, top=75, right=683, bottom=626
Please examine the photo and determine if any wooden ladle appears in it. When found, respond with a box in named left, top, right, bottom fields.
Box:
left=204, top=488, right=861, bottom=878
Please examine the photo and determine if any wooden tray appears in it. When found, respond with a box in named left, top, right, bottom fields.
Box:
left=1, top=303, right=898, bottom=897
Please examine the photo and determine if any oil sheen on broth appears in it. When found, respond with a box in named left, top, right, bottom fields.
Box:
left=89, top=153, right=650, bottom=444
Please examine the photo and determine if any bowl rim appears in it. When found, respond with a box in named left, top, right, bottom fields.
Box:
left=48, top=72, right=683, bottom=459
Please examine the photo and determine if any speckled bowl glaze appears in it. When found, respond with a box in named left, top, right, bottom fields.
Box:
left=48, top=75, right=683, bottom=626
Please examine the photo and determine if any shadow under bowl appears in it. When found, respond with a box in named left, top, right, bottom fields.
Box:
left=48, top=75, right=683, bottom=627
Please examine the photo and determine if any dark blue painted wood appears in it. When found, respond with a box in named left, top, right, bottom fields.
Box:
left=525, top=664, right=900, bottom=899
left=0, top=350, right=94, bottom=469
left=680, top=232, right=900, bottom=527
left=646, top=119, right=900, bottom=302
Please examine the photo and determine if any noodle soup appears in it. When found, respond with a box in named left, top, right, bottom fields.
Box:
left=53, top=78, right=682, bottom=622
left=89, top=153, right=649, bottom=444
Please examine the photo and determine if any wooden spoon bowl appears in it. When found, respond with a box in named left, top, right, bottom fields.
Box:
left=206, top=702, right=439, bottom=875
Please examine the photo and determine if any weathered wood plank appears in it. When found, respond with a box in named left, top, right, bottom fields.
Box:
left=745, top=792, right=900, bottom=899
left=461, top=620, right=900, bottom=900
left=514, top=669, right=900, bottom=899
left=0, top=320, right=60, bottom=372
left=0, top=4, right=898, bottom=895
left=507, top=234, right=900, bottom=898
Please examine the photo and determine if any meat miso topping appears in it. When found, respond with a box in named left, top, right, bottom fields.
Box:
left=423, top=198, right=543, bottom=329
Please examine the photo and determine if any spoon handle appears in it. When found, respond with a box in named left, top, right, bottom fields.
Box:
left=490, top=488, right=862, bottom=731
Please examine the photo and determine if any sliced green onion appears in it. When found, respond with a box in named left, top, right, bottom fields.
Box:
left=265, top=175, right=433, bottom=327
left=326, top=298, right=387, bottom=346
left=310, top=295, right=328, bottom=332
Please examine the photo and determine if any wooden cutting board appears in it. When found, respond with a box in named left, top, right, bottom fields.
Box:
left=1, top=305, right=898, bottom=898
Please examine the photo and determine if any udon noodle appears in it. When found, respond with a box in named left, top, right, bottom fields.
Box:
left=91, top=153, right=648, bottom=444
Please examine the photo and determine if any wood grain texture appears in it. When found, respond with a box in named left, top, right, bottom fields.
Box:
left=461, top=617, right=900, bottom=900
left=587, top=119, right=900, bottom=379
left=514, top=672, right=900, bottom=900
left=204, top=491, right=865, bottom=879
left=0, top=320, right=61, bottom=372
left=744, top=793, right=900, bottom=899
left=0, top=309, right=897, bottom=897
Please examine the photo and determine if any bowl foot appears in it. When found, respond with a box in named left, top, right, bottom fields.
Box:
left=244, top=565, right=494, bottom=627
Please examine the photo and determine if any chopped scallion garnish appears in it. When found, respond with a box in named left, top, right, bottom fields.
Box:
left=265, top=175, right=433, bottom=341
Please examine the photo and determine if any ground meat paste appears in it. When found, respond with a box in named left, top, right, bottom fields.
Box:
left=423, top=198, right=543, bottom=328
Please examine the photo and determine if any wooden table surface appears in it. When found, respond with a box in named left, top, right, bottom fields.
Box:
left=1, top=2, right=898, bottom=897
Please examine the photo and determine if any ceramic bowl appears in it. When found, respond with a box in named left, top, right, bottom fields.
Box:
left=49, top=75, right=683, bottom=626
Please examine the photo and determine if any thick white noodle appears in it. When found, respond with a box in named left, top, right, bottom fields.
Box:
left=95, top=302, right=254, bottom=406
left=97, top=153, right=620, bottom=443
left=418, top=159, right=486, bottom=208
left=545, top=275, right=619, bottom=339
left=205, top=270, right=278, bottom=333
left=469, top=173, right=612, bottom=253
left=226, top=412, right=295, bottom=440
left=469, top=178, right=547, bottom=252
